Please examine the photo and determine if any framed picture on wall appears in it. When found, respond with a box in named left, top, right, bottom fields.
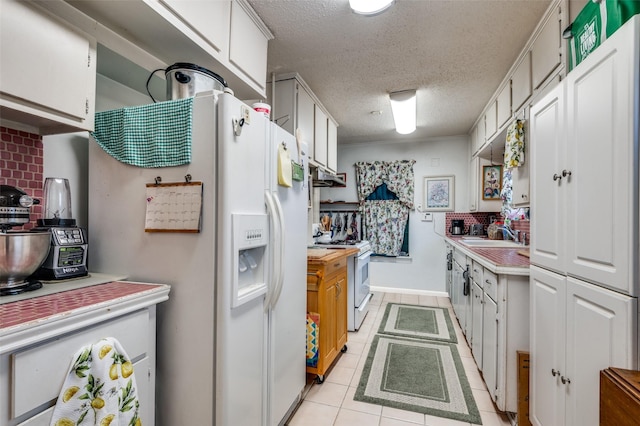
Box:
left=423, top=175, right=455, bottom=211
left=482, top=165, right=503, bottom=200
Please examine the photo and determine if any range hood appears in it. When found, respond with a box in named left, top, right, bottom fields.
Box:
left=312, top=166, right=345, bottom=187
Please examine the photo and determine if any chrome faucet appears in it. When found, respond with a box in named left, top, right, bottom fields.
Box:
left=500, top=225, right=521, bottom=244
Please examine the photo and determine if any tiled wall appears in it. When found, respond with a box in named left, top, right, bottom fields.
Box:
left=445, top=212, right=500, bottom=236
left=0, top=126, right=44, bottom=229
left=445, top=211, right=530, bottom=244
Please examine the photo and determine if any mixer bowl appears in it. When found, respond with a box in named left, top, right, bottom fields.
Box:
left=0, top=231, right=51, bottom=288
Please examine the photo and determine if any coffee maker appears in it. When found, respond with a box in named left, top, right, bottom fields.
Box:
left=32, top=178, right=88, bottom=280
left=450, top=219, right=465, bottom=235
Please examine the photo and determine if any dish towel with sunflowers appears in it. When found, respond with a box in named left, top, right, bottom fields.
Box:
left=50, top=337, right=142, bottom=426
left=504, top=119, right=525, bottom=168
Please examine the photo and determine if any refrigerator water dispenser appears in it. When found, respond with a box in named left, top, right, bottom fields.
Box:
left=232, top=214, right=268, bottom=308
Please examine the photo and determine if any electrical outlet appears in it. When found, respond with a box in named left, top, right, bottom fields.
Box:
left=421, top=212, right=433, bottom=222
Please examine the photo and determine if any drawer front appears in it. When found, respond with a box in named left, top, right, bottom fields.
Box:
left=15, top=357, right=149, bottom=426
left=471, top=261, right=484, bottom=288
left=484, top=269, right=498, bottom=301
left=12, top=309, right=149, bottom=419
left=323, top=257, right=347, bottom=278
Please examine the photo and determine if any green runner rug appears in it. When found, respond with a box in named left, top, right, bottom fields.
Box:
left=378, top=303, right=458, bottom=343
left=354, top=334, right=482, bottom=424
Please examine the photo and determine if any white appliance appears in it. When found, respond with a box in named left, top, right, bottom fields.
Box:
left=87, top=92, right=308, bottom=426
left=314, top=240, right=372, bottom=330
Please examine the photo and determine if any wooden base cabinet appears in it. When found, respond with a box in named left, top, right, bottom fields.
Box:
left=307, top=256, right=348, bottom=381
left=530, top=266, right=637, bottom=426
left=600, top=368, right=640, bottom=426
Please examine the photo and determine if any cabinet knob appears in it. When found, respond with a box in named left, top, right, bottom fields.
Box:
left=551, top=369, right=560, bottom=377
left=521, top=194, right=527, bottom=198
left=561, top=375, right=571, bottom=384
left=562, top=169, right=572, bottom=177
left=553, top=174, right=562, bottom=181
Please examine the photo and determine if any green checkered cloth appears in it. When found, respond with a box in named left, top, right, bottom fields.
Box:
left=91, top=97, right=194, bottom=168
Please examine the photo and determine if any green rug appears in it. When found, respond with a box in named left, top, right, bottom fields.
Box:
left=378, top=303, right=458, bottom=343
left=354, top=334, right=482, bottom=424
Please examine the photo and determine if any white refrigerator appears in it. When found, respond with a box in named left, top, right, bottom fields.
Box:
left=87, top=92, right=308, bottom=426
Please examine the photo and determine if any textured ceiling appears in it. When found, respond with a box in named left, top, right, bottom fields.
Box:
left=247, top=0, right=552, bottom=144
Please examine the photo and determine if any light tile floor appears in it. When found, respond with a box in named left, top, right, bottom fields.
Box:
left=287, top=292, right=512, bottom=426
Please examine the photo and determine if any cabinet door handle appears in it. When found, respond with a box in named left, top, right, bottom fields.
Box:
left=562, top=169, right=572, bottom=177
left=551, top=369, right=560, bottom=376
left=561, top=375, right=571, bottom=384
left=553, top=173, right=562, bottom=181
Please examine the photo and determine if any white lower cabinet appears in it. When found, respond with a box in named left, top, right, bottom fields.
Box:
left=471, top=281, right=484, bottom=368
left=448, top=243, right=529, bottom=413
left=530, top=265, right=637, bottom=426
left=482, top=294, right=498, bottom=401
left=0, top=308, right=157, bottom=426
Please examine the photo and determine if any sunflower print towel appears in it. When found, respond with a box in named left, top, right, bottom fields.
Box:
left=50, top=337, right=142, bottom=426
left=504, top=119, right=525, bottom=168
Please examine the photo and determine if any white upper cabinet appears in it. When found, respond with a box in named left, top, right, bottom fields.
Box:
left=484, top=101, right=497, bottom=141
left=496, top=83, right=511, bottom=129
left=531, top=5, right=561, bottom=91
left=229, top=1, right=268, bottom=89
left=531, top=15, right=640, bottom=296
left=475, top=115, right=485, bottom=155
left=564, top=16, right=638, bottom=295
left=314, top=105, right=328, bottom=168
left=297, top=84, right=316, bottom=159
left=271, top=73, right=338, bottom=171
left=511, top=52, right=532, bottom=113
left=272, top=77, right=315, bottom=158
left=161, top=0, right=230, bottom=55
left=530, top=83, right=565, bottom=274
left=0, top=0, right=96, bottom=134
left=327, top=119, right=338, bottom=173
left=61, top=0, right=272, bottom=99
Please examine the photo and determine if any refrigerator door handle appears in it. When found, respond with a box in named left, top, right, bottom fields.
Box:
left=264, top=190, right=281, bottom=312
left=270, top=191, right=286, bottom=309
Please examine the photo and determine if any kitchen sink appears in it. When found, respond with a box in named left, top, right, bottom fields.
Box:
left=460, top=238, right=522, bottom=248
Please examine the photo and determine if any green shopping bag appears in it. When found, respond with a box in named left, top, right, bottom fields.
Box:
left=567, top=0, right=640, bottom=70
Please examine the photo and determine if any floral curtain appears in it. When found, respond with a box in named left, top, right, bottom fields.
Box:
left=354, top=160, right=415, bottom=208
left=355, top=160, right=415, bottom=256
left=362, top=200, right=409, bottom=256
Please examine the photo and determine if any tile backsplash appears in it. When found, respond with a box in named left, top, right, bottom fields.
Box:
left=0, top=126, right=44, bottom=229
left=445, top=211, right=530, bottom=244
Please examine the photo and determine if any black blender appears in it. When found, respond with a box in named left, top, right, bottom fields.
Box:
left=32, top=178, right=88, bottom=280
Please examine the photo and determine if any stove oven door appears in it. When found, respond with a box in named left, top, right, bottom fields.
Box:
left=353, top=250, right=372, bottom=330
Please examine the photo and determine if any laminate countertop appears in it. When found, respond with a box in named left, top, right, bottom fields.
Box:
left=446, top=236, right=530, bottom=276
left=0, top=276, right=170, bottom=353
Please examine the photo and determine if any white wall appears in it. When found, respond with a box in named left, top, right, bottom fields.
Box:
left=321, top=136, right=470, bottom=293
left=43, top=74, right=154, bottom=230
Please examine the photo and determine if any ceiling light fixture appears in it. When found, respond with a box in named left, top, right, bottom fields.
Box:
left=389, top=90, right=416, bottom=135
left=349, top=0, right=394, bottom=16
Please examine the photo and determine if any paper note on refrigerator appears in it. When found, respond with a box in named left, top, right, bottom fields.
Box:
left=144, top=182, right=203, bottom=232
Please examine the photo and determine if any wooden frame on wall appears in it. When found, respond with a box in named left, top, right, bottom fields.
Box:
left=423, top=175, right=455, bottom=212
left=482, top=165, right=502, bottom=200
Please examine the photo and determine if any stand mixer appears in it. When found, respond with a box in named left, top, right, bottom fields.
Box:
left=31, top=178, right=88, bottom=280
left=0, top=185, right=50, bottom=295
